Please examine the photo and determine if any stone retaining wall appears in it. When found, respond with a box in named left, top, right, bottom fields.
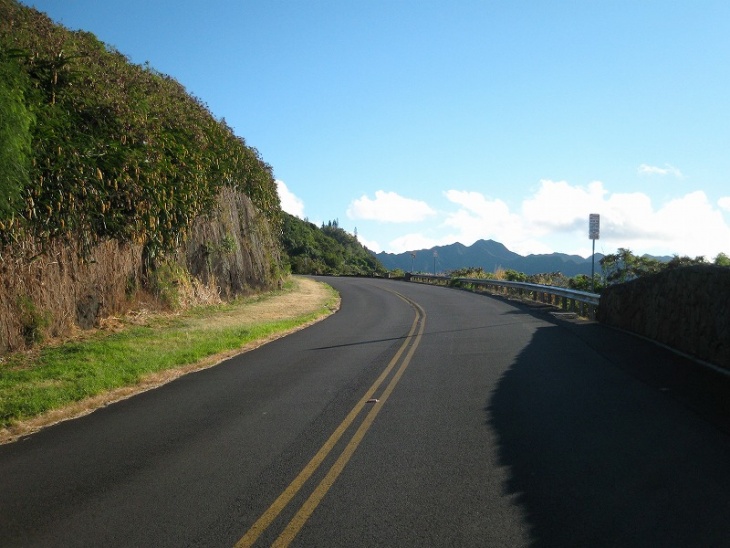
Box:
left=597, top=265, right=730, bottom=369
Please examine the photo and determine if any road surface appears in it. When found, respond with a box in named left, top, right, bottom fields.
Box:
left=1, top=277, right=729, bottom=546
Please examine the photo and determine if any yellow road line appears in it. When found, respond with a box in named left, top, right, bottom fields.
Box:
left=273, top=299, right=426, bottom=547
left=235, top=292, right=425, bottom=547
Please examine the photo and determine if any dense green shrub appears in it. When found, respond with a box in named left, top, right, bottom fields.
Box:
left=0, top=46, right=34, bottom=221
left=16, top=295, right=51, bottom=344
left=0, top=0, right=281, bottom=261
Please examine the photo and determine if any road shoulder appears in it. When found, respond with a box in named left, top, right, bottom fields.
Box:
left=0, top=277, right=339, bottom=445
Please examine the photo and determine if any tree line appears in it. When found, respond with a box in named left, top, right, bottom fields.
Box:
left=281, top=215, right=386, bottom=276
left=442, top=248, right=730, bottom=294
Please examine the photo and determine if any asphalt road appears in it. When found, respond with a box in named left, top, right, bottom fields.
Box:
left=1, top=277, right=729, bottom=547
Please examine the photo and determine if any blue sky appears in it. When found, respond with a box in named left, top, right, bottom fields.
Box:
left=21, top=0, right=730, bottom=259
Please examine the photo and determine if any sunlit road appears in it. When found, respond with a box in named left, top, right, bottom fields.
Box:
left=1, top=277, right=729, bottom=547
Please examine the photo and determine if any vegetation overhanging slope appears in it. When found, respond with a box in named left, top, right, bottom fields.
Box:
left=0, top=0, right=284, bottom=352
left=0, top=0, right=280, bottom=256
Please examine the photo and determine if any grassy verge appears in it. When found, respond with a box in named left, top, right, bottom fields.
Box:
left=0, top=278, right=339, bottom=431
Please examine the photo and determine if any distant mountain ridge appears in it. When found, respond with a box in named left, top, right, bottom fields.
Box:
left=373, top=239, right=604, bottom=277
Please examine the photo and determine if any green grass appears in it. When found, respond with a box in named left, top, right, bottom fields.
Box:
left=0, top=282, right=338, bottom=428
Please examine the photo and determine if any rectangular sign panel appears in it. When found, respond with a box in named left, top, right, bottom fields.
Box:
left=589, top=213, right=600, bottom=240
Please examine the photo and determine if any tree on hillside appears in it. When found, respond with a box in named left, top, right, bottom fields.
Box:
left=713, top=252, right=730, bottom=267
left=665, top=254, right=708, bottom=269
left=600, top=248, right=665, bottom=284
left=600, top=248, right=730, bottom=285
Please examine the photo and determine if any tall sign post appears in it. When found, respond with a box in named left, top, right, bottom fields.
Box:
left=589, top=214, right=600, bottom=292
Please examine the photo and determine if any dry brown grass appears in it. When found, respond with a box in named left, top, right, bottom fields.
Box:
left=0, top=237, right=144, bottom=353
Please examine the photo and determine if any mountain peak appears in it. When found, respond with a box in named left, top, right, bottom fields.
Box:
left=375, top=239, right=602, bottom=276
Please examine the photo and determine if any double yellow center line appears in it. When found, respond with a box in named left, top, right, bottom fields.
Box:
left=236, top=291, right=426, bottom=547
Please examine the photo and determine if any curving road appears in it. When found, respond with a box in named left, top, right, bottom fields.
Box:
left=1, top=277, right=729, bottom=547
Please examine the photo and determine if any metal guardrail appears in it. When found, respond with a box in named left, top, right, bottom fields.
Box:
left=407, top=274, right=601, bottom=319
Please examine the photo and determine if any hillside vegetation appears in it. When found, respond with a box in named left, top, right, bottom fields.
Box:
left=434, top=248, right=730, bottom=296
left=0, top=0, right=283, bottom=352
left=282, top=215, right=386, bottom=276
left=0, top=0, right=280, bottom=257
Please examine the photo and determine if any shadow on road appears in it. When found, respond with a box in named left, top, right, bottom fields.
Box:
left=309, top=320, right=531, bottom=351
left=486, top=311, right=730, bottom=547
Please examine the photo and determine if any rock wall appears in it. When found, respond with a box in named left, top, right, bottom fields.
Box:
left=597, top=266, right=730, bottom=369
left=181, top=187, right=282, bottom=299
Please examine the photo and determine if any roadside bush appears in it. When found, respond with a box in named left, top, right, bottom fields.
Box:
left=149, top=262, right=191, bottom=310
left=17, top=295, right=51, bottom=345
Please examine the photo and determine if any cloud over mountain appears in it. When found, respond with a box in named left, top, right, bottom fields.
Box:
left=347, top=191, right=436, bottom=223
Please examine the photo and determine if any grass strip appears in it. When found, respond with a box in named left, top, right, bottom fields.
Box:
left=0, top=280, right=338, bottom=429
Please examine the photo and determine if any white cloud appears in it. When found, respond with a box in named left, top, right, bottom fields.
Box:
left=388, top=233, right=448, bottom=253
left=521, top=180, right=661, bottom=242
left=568, top=189, right=730, bottom=257
left=347, top=191, right=436, bottom=222
left=644, top=191, right=730, bottom=257
left=440, top=190, right=535, bottom=253
left=522, top=180, right=606, bottom=231
left=638, top=163, right=683, bottom=178
left=520, top=182, right=730, bottom=257
left=276, top=180, right=305, bottom=218
left=719, top=197, right=730, bottom=212
left=357, top=235, right=382, bottom=253
left=380, top=180, right=730, bottom=258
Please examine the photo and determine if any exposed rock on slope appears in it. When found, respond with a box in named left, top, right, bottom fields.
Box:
left=181, top=187, right=281, bottom=299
